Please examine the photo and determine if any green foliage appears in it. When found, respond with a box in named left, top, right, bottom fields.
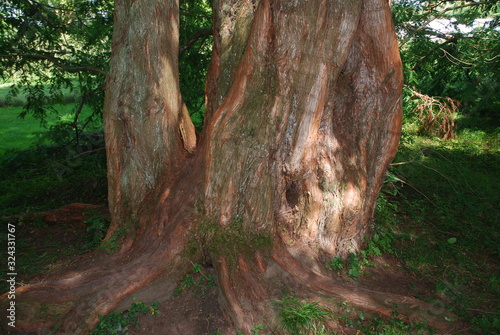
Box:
left=0, top=0, right=110, bottom=129
left=0, top=81, right=79, bottom=107
left=0, top=87, right=105, bottom=216
left=346, top=253, right=362, bottom=279
left=250, top=324, right=265, bottom=334
left=0, top=101, right=95, bottom=154
left=341, top=312, right=433, bottom=334
left=1, top=0, right=213, bottom=139
left=173, top=263, right=216, bottom=298
left=326, top=226, right=395, bottom=279
left=366, top=227, right=396, bottom=256
left=90, top=300, right=160, bottom=335
left=274, top=295, right=332, bottom=335
left=394, top=0, right=500, bottom=121
left=326, top=256, right=344, bottom=271
left=179, top=0, right=213, bottom=131
left=100, top=227, right=128, bottom=254
left=0, top=138, right=107, bottom=217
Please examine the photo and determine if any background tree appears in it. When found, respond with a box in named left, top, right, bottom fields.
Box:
left=1, top=0, right=466, bottom=334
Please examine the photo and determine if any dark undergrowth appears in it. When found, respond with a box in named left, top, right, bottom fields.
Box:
left=0, top=132, right=107, bottom=217
left=0, top=127, right=108, bottom=295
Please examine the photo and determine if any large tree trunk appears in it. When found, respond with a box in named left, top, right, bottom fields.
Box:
left=1, top=0, right=458, bottom=334
left=202, top=0, right=404, bottom=330
left=205, top=0, right=402, bottom=258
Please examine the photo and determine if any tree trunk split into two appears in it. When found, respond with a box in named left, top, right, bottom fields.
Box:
left=1, top=0, right=459, bottom=333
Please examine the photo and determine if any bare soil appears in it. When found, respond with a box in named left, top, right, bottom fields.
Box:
left=127, top=271, right=232, bottom=335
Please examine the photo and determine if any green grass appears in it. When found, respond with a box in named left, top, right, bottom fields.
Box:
left=376, top=125, right=500, bottom=333
left=0, top=80, right=93, bottom=154
left=274, top=295, right=332, bottom=335
left=0, top=81, right=80, bottom=107
left=0, top=104, right=93, bottom=154
left=0, top=105, right=41, bottom=151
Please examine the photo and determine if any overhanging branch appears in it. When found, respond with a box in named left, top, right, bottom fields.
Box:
left=179, top=28, right=213, bottom=55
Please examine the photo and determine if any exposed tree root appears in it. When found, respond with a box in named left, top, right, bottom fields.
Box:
left=0, top=203, right=109, bottom=227
left=4, top=190, right=447, bottom=334
left=1, top=218, right=465, bottom=334
left=1, top=212, right=193, bottom=334
left=213, top=240, right=463, bottom=334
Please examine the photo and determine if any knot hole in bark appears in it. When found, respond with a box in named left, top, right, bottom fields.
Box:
left=285, top=180, right=300, bottom=209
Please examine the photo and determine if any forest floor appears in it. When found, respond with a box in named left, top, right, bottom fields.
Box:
left=0, top=205, right=464, bottom=335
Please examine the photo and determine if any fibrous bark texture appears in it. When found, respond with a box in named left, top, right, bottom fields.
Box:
left=1, top=0, right=459, bottom=334
left=206, top=0, right=402, bottom=258
left=202, top=0, right=407, bottom=330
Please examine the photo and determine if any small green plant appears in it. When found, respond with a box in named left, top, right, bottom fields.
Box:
left=327, top=253, right=362, bottom=279
left=326, top=256, right=344, bottom=271
left=347, top=253, right=361, bottom=279
left=327, top=226, right=396, bottom=280
left=251, top=324, right=264, bottom=334
left=174, top=273, right=196, bottom=295
left=366, top=227, right=396, bottom=256
left=90, top=300, right=160, bottom=335
left=275, top=295, right=332, bottom=335
left=174, top=263, right=216, bottom=298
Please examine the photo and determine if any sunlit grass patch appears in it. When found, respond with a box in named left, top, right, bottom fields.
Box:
left=0, top=104, right=93, bottom=153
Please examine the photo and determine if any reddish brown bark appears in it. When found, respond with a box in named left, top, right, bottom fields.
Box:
left=1, top=0, right=461, bottom=334
left=201, top=0, right=409, bottom=331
